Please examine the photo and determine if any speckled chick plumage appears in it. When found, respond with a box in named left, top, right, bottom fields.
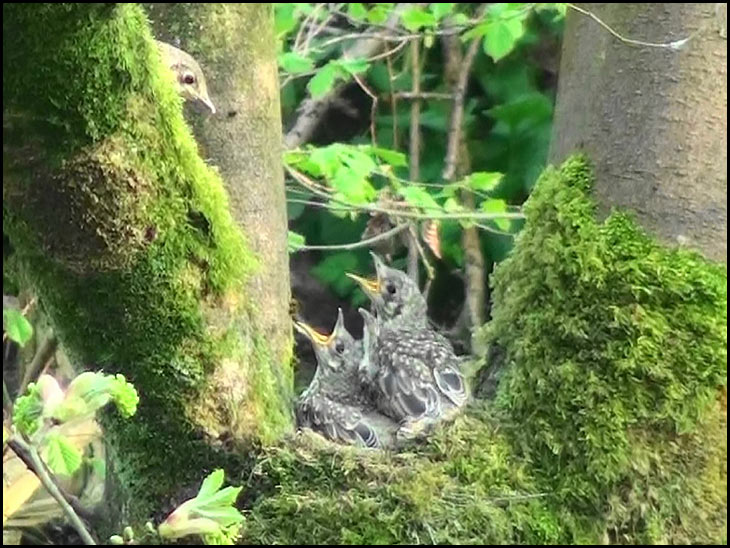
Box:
left=352, top=254, right=468, bottom=437
left=295, top=309, right=397, bottom=449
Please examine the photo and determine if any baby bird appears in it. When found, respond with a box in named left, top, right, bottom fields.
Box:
left=347, top=253, right=428, bottom=329
left=155, top=40, right=216, bottom=114
left=350, top=255, right=468, bottom=439
left=294, top=309, right=397, bottom=449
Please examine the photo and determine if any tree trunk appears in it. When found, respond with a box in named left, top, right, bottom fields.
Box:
left=144, top=3, right=293, bottom=391
left=3, top=3, right=292, bottom=525
left=549, top=3, right=727, bottom=262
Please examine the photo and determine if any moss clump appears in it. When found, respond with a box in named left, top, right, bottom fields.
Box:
left=243, top=404, right=586, bottom=545
left=478, top=156, right=727, bottom=543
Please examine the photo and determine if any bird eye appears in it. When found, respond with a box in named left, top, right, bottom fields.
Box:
left=335, top=341, right=345, bottom=354
left=386, top=282, right=397, bottom=295
left=182, top=72, right=196, bottom=85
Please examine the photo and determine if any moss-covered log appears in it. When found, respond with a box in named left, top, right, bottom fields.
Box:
left=3, top=3, right=292, bottom=522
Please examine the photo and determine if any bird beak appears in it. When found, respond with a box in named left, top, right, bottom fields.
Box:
left=200, top=96, right=216, bottom=115
left=293, top=319, right=332, bottom=347
left=346, top=272, right=380, bottom=296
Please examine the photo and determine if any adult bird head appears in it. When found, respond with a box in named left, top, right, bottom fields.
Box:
left=156, top=40, right=216, bottom=115
left=347, top=252, right=426, bottom=324
left=293, top=309, right=360, bottom=375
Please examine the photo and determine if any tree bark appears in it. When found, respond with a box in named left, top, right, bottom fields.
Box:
left=3, top=3, right=292, bottom=524
left=144, top=3, right=293, bottom=405
left=550, top=3, right=727, bottom=262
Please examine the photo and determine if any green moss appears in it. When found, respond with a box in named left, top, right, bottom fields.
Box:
left=477, top=155, right=727, bottom=543
left=3, top=2, right=292, bottom=524
left=243, top=404, right=580, bottom=545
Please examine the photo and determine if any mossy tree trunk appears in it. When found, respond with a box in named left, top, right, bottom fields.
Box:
left=3, top=3, right=292, bottom=525
left=144, top=3, right=293, bottom=383
left=549, top=3, right=727, bottom=262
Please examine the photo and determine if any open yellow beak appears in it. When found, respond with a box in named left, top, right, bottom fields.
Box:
left=346, top=272, right=380, bottom=295
left=293, top=320, right=333, bottom=347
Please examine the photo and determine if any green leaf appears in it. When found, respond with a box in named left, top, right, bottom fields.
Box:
left=198, top=469, right=226, bottom=500
left=467, top=172, right=503, bottom=192
left=309, top=144, right=342, bottom=178
left=287, top=231, right=306, bottom=253
left=274, top=4, right=299, bottom=36
left=347, top=3, right=368, bottom=19
left=400, top=8, right=437, bottom=31
left=430, top=3, right=456, bottom=20
left=337, top=58, right=369, bottom=76
left=44, top=432, right=82, bottom=476
left=3, top=308, right=33, bottom=346
left=278, top=51, right=314, bottom=74
left=367, top=4, right=391, bottom=24
left=370, top=147, right=408, bottom=167
left=312, top=253, right=361, bottom=298
left=481, top=198, right=511, bottom=231
left=307, top=62, right=339, bottom=98
left=399, top=187, right=442, bottom=213
left=461, top=22, right=488, bottom=42
left=483, top=18, right=525, bottom=62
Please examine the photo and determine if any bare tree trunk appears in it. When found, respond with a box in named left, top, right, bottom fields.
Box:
left=145, top=3, right=293, bottom=397
left=550, top=3, right=727, bottom=262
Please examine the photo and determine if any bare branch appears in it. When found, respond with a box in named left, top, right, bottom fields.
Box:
left=296, top=223, right=410, bottom=251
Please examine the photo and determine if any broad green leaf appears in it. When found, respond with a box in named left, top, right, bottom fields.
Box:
left=461, top=22, right=488, bottom=42
left=312, top=253, right=361, bottom=297
left=309, top=145, right=342, bottom=178
left=274, top=4, right=298, bottom=36
left=347, top=3, right=368, bottom=19
left=198, top=469, right=225, bottom=500
left=430, top=3, right=456, bottom=20
left=44, top=432, right=83, bottom=476
left=308, top=62, right=339, bottom=98
left=370, top=147, right=408, bottom=167
left=367, top=4, right=390, bottom=24
left=338, top=58, right=369, bottom=76
left=483, top=18, right=525, bottom=62
left=467, top=172, right=503, bottom=192
left=287, top=231, right=306, bottom=253
left=278, top=51, right=314, bottom=74
left=341, top=147, right=376, bottom=176
left=399, top=187, right=442, bottom=213
left=400, top=8, right=437, bottom=31
left=331, top=166, right=375, bottom=204
left=3, top=308, right=33, bottom=346
left=481, top=198, right=511, bottom=231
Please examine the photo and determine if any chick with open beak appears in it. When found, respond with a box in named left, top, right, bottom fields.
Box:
left=294, top=309, right=396, bottom=449
left=346, top=252, right=428, bottom=329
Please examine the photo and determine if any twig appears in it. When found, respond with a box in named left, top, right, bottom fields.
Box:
left=20, top=332, right=58, bottom=396
left=284, top=4, right=412, bottom=149
left=442, top=5, right=487, bottom=182
left=285, top=166, right=524, bottom=221
left=9, top=436, right=97, bottom=545
left=407, top=37, right=423, bottom=282
left=394, top=91, right=455, bottom=100
left=385, top=47, right=398, bottom=150
left=351, top=72, right=378, bottom=146
left=2, top=297, right=37, bottom=343
left=296, top=223, right=410, bottom=251
left=567, top=3, right=695, bottom=49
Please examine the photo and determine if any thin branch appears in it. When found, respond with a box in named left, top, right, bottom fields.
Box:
left=9, top=436, right=97, bottom=545
left=386, top=51, right=398, bottom=150
left=394, top=91, right=455, bottom=100
left=351, top=72, right=379, bottom=146
left=296, top=223, right=410, bottom=251
left=442, top=4, right=488, bottom=182
left=284, top=4, right=412, bottom=149
left=407, top=37, right=423, bottom=282
left=20, top=332, right=58, bottom=396
left=286, top=166, right=524, bottom=221
left=567, top=3, right=694, bottom=49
